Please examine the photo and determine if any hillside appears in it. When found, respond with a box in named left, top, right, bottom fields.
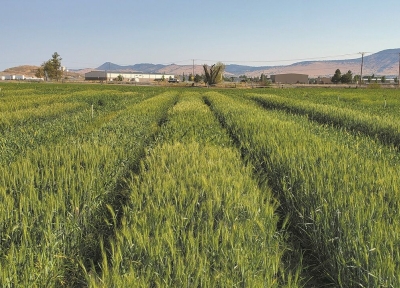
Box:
left=246, top=49, right=400, bottom=78
left=1, top=65, right=82, bottom=79
left=0, top=65, right=39, bottom=77
left=93, top=48, right=400, bottom=78
left=3, top=49, right=399, bottom=78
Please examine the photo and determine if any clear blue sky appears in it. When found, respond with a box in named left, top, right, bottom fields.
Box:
left=0, top=0, right=399, bottom=71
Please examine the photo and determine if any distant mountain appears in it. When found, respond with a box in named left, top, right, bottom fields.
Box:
left=91, top=49, right=400, bottom=78
left=225, top=64, right=272, bottom=74
left=275, top=48, right=400, bottom=78
left=96, top=62, right=166, bottom=73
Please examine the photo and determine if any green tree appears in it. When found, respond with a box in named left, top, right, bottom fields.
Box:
left=381, top=76, right=386, bottom=83
left=203, top=62, right=225, bottom=86
left=35, top=63, right=45, bottom=78
left=239, top=75, right=249, bottom=83
left=194, top=74, right=202, bottom=83
left=331, top=69, right=341, bottom=84
left=353, top=75, right=360, bottom=84
left=340, top=70, right=353, bottom=84
left=115, top=74, right=123, bottom=81
left=36, top=52, right=63, bottom=81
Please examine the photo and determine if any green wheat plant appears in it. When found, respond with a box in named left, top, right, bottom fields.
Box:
left=205, top=90, right=400, bottom=287
left=86, top=92, right=301, bottom=287
left=0, top=85, right=178, bottom=287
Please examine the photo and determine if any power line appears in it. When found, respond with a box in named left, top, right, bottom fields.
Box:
left=195, top=53, right=365, bottom=65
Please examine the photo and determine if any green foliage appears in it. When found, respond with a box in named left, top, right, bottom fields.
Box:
left=260, top=73, right=267, bottom=83
left=85, top=93, right=299, bottom=287
left=203, top=62, right=225, bottom=85
left=0, top=83, right=178, bottom=286
left=194, top=73, right=203, bottom=83
left=36, top=52, right=63, bottom=81
left=340, top=70, right=352, bottom=83
left=205, top=90, right=400, bottom=287
left=331, top=69, right=341, bottom=83
left=3, top=83, right=400, bottom=287
left=367, top=82, right=381, bottom=89
left=34, top=64, right=45, bottom=78
left=331, top=69, right=352, bottom=84
left=247, top=91, right=400, bottom=148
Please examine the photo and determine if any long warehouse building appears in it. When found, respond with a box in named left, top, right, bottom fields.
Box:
left=85, top=71, right=175, bottom=82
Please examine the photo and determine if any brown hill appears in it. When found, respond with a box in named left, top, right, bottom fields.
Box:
left=1, top=65, right=39, bottom=77
left=1, top=65, right=83, bottom=79
left=155, top=64, right=205, bottom=76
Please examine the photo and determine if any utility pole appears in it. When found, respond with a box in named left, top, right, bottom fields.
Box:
left=398, top=53, right=400, bottom=87
left=192, top=59, right=195, bottom=80
left=359, top=52, right=365, bottom=85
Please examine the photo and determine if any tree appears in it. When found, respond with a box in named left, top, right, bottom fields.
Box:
left=340, top=70, right=353, bottom=84
left=331, top=69, right=341, bottom=84
left=35, top=63, right=45, bottom=78
left=36, top=52, right=63, bottom=81
left=114, top=74, right=123, bottom=81
left=381, top=76, right=386, bottom=83
left=239, top=75, right=248, bottom=83
left=353, top=75, right=361, bottom=84
left=194, top=74, right=203, bottom=83
left=203, top=62, right=225, bottom=86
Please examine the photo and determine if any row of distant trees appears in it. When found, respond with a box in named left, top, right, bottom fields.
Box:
left=331, top=69, right=398, bottom=84
left=181, top=72, right=271, bottom=85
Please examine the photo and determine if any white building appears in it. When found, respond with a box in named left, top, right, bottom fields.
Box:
left=85, top=71, right=175, bottom=82
left=1, top=75, right=43, bottom=81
